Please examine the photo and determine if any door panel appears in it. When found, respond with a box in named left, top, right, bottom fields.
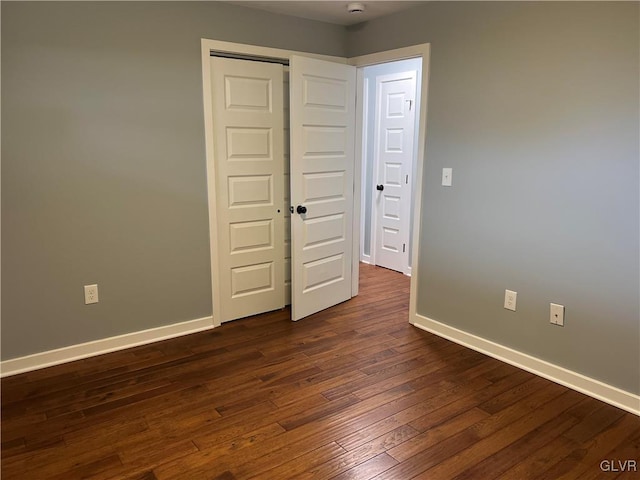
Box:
left=228, top=175, right=272, bottom=206
left=229, top=219, right=273, bottom=253
left=231, top=262, right=274, bottom=297
left=290, top=56, right=356, bottom=321
left=374, top=71, right=417, bottom=273
left=211, top=57, right=285, bottom=322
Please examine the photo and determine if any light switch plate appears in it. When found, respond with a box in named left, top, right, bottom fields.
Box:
left=442, top=168, right=452, bottom=187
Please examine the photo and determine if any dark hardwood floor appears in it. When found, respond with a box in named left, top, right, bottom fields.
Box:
left=2, top=264, right=638, bottom=479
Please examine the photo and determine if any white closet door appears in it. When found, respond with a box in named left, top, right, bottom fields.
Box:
left=211, top=57, right=285, bottom=322
left=290, top=56, right=356, bottom=321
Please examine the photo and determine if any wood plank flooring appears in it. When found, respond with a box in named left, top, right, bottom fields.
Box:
left=2, top=264, right=639, bottom=479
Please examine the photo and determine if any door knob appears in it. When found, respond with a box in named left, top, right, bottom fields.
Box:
left=296, top=205, right=307, bottom=214
left=376, top=184, right=384, bottom=191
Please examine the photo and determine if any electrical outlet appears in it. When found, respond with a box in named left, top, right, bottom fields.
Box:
left=84, top=284, right=99, bottom=305
left=504, top=290, right=517, bottom=311
left=550, top=303, right=564, bottom=326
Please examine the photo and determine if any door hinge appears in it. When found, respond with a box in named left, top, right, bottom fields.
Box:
left=403, top=243, right=406, bottom=253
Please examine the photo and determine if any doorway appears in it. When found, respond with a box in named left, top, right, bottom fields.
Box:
left=360, top=58, right=422, bottom=275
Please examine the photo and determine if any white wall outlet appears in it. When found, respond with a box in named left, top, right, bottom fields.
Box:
left=84, top=284, right=99, bottom=305
left=504, top=289, right=517, bottom=311
left=550, top=303, right=564, bottom=326
left=442, top=168, right=453, bottom=187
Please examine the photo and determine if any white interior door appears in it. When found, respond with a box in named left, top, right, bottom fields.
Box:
left=374, top=71, right=417, bottom=273
left=290, top=55, right=356, bottom=321
left=210, top=57, right=285, bottom=322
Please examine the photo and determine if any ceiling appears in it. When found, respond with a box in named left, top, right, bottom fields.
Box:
left=225, top=1, right=426, bottom=26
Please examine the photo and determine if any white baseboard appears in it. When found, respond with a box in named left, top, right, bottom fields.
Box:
left=412, top=313, right=640, bottom=416
left=0, top=316, right=214, bottom=378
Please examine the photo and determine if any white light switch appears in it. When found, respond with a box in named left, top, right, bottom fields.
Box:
left=442, top=168, right=452, bottom=187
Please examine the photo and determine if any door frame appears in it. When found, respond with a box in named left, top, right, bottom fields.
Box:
left=350, top=45, right=430, bottom=326
left=201, top=39, right=430, bottom=327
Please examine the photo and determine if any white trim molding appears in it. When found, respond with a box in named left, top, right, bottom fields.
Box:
left=412, top=313, right=640, bottom=416
left=0, top=316, right=214, bottom=378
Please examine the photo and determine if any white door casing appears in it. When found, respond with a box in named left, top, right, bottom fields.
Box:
left=210, top=57, right=285, bottom=322
left=373, top=71, right=417, bottom=274
left=290, top=55, right=356, bottom=321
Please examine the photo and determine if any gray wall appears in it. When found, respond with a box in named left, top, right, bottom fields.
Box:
left=1, top=1, right=345, bottom=359
left=349, top=2, right=640, bottom=394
